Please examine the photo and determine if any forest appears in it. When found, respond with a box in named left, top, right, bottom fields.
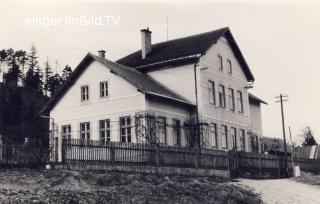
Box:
left=0, top=44, right=72, bottom=145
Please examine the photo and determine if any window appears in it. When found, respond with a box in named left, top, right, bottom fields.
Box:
left=210, top=123, right=218, bottom=147
left=237, top=91, right=243, bottom=113
left=227, top=59, right=232, bottom=74
left=208, top=81, right=216, bottom=105
left=231, top=127, right=237, bottom=150
left=120, top=116, right=131, bottom=143
left=62, top=125, right=71, bottom=142
left=100, top=81, right=108, bottom=98
left=221, top=125, right=228, bottom=149
left=239, top=129, right=245, bottom=151
left=99, top=119, right=110, bottom=145
left=218, top=55, right=223, bottom=70
left=81, top=85, right=89, bottom=101
left=228, top=88, right=235, bottom=111
left=157, top=117, right=167, bottom=144
left=80, top=122, right=90, bottom=143
left=218, top=85, right=226, bottom=108
left=173, top=119, right=181, bottom=146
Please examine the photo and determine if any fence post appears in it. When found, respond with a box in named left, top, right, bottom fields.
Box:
left=258, top=153, right=262, bottom=178
left=155, top=145, right=160, bottom=167
left=54, top=137, right=59, bottom=163
left=61, top=137, right=66, bottom=164
left=194, top=148, right=198, bottom=168
left=110, top=142, right=115, bottom=164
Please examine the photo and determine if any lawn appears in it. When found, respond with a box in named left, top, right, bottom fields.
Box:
left=0, top=167, right=262, bottom=204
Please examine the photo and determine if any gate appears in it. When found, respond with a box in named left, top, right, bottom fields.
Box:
left=228, top=149, right=238, bottom=178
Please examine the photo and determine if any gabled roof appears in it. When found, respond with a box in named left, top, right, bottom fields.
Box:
left=249, top=93, right=267, bottom=105
left=117, top=27, right=254, bottom=81
left=41, top=53, right=194, bottom=114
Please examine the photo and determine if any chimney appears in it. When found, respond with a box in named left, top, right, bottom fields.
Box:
left=98, top=50, right=106, bottom=58
left=140, top=28, right=152, bottom=59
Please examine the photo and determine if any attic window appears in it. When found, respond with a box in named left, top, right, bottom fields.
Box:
left=100, top=81, right=109, bottom=98
left=81, top=85, right=89, bottom=101
left=218, top=55, right=223, bottom=70
left=227, top=59, right=232, bottom=74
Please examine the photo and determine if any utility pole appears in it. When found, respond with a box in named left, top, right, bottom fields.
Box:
left=289, top=126, right=295, bottom=175
left=275, top=94, right=289, bottom=177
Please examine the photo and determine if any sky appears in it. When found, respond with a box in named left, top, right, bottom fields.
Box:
left=0, top=0, right=319, bottom=144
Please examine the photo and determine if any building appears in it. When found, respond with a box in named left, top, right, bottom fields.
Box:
left=41, top=27, right=266, bottom=161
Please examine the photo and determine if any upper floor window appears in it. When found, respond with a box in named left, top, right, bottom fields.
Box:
left=210, top=123, right=218, bottom=147
left=81, top=85, right=89, bottom=102
left=120, top=116, right=131, bottom=143
left=227, top=59, right=232, bottom=74
left=239, top=129, right=245, bottom=151
left=237, top=90, right=244, bottom=113
left=231, top=127, right=237, bottom=150
left=221, top=125, right=228, bottom=149
left=173, top=119, right=181, bottom=146
left=62, top=125, right=71, bottom=142
left=218, top=84, right=226, bottom=108
left=218, top=55, right=223, bottom=70
left=208, top=80, right=216, bottom=105
left=80, top=122, right=90, bottom=142
left=100, top=81, right=109, bottom=98
left=228, top=88, right=235, bottom=111
left=99, top=119, right=110, bottom=145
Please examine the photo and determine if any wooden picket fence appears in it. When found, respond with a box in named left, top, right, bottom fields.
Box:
left=0, top=143, right=49, bottom=166
left=62, top=139, right=229, bottom=170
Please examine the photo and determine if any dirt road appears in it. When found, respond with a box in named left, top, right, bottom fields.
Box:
left=238, top=178, right=320, bottom=204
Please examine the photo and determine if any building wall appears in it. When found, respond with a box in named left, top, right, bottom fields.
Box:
left=50, top=61, right=146, bottom=160
left=146, top=96, right=192, bottom=146
left=147, top=64, right=196, bottom=104
left=198, top=37, right=252, bottom=152
left=249, top=102, right=263, bottom=136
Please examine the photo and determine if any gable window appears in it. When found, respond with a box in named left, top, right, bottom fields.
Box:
left=80, top=122, right=90, bottom=143
left=231, top=127, right=237, bottom=150
left=100, top=81, right=109, bottom=98
left=218, top=55, right=223, bottom=70
left=237, top=91, right=244, bottom=113
left=120, top=116, right=131, bottom=143
left=227, top=59, right=232, bottom=74
left=228, top=88, right=235, bottom=111
left=210, top=123, right=218, bottom=147
left=62, top=125, right=71, bottom=142
left=157, top=117, right=167, bottom=144
left=239, top=129, right=245, bottom=151
left=208, top=80, right=216, bottom=105
left=99, top=119, right=110, bottom=145
left=218, top=84, right=226, bottom=108
left=221, top=125, right=228, bottom=149
left=81, top=85, right=89, bottom=101
left=173, top=119, right=181, bottom=146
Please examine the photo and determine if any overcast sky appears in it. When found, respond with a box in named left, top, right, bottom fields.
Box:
left=1, top=0, right=319, bottom=144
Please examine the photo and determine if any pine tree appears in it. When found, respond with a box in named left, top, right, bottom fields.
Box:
left=43, top=58, right=53, bottom=96
left=48, top=73, right=62, bottom=96
left=302, top=126, right=317, bottom=146
left=24, top=44, right=43, bottom=94
left=3, top=50, right=21, bottom=87
left=61, top=65, right=72, bottom=81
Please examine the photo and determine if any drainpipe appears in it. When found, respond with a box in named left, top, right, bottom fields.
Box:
left=193, top=59, right=200, bottom=149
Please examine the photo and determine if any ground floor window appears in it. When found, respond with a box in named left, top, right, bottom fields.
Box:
left=157, top=117, right=167, bottom=144
left=221, top=125, right=228, bottom=149
left=210, top=123, right=217, bottom=147
left=99, top=119, right=110, bottom=145
left=173, top=119, right=181, bottom=146
left=80, top=122, right=90, bottom=144
left=231, top=127, right=237, bottom=150
left=62, top=125, right=71, bottom=142
left=239, top=129, right=245, bottom=151
left=120, top=116, right=131, bottom=143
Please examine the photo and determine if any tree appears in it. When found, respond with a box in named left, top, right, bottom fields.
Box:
left=3, top=50, right=21, bottom=87
left=61, top=65, right=72, bottom=82
left=302, top=126, right=317, bottom=146
left=24, top=44, right=43, bottom=94
left=43, top=58, right=53, bottom=96
left=48, top=73, right=62, bottom=96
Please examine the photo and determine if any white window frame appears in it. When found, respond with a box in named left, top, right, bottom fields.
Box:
left=208, top=80, right=216, bottom=105
left=219, top=84, right=226, bottom=108
left=239, top=129, right=245, bottom=151
left=237, top=90, right=244, bottom=113
left=62, top=125, right=71, bottom=141
left=81, top=85, right=89, bottom=102
left=210, top=123, right=218, bottom=147
left=231, top=127, right=237, bottom=150
left=80, top=122, right=90, bottom=143
left=120, top=116, right=131, bottom=143
left=99, top=119, right=111, bottom=145
left=100, top=81, right=109, bottom=98
left=221, top=125, right=228, bottom=149
left=228, top=88, right=235, bottom=111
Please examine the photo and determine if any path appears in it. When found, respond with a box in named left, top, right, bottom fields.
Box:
left=238, top=178, right=320, bottom=204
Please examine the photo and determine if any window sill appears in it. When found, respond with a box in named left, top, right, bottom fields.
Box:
left=80, top=101, right=90, bottom=105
